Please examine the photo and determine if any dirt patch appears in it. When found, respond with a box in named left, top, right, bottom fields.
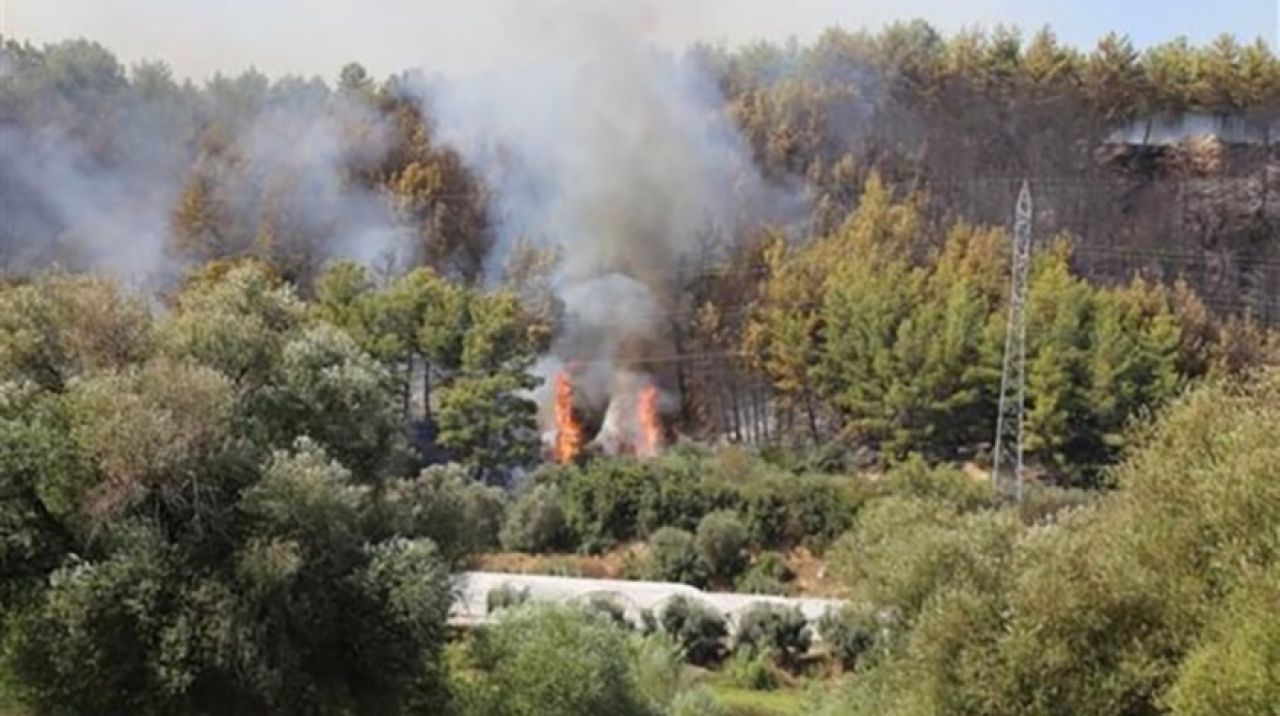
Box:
left=471, top=544, right=647, bottom=580
left=782, top=547, right=844, bottom=598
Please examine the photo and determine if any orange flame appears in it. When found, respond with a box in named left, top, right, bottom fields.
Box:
left=553, top=372, right=582, bottom=464
left=636, top=384, right=662, bottom=458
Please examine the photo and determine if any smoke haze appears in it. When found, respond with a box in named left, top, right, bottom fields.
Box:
left=421, top=0, right=788, bottom=444
left=7, top=0, right=1271, bottom=82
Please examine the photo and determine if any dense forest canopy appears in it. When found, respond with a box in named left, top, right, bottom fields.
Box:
left=1, top=16, right=1280, bottom=716
left=3, top=24, right=1279, bottom=459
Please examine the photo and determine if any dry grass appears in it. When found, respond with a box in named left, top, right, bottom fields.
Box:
left=471, top=544, right=846, bottom=597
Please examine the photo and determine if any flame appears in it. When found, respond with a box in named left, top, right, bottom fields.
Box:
left=636, top=383, right=662, bottom=457
left=553, top=372, right=582, bottom=464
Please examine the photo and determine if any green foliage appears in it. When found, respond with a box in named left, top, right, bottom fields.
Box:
left=541, top=451, right=864, bottom=556
left=723, top=649, right=780, bottom=691
left=160, top=263, right=304, bottom=391
left=499, top=483, right=573, bottom=553
left=696, top=510, right=749, bottom=582
left=435, top=371, right=538, bottom=478
left=486, top=583, right=530, bottom=614
left=1165, top=567, right=1280, bottom=715
left=312, top=263, right=541, bottom=481
left=828, top=496, right=1020, bottom=630
left=270, top=323, right=412, bottom=479
left=817, top=371, right=1280, bottom=715
left=886, top=455, right=995, bottom=511
left=0, top=269, right=492, bottom=715
left=382, top=464, right=507, bottom=562
left=671, top=687, right=731, bottom=716
left=0, top=274, right=151, bottom=390
left=733, top=603, right=812, bottom=667
left=751, top=177, right=1207, bottom=483
left=629, top=632, right=688, bottom=712
left=455, top=603, right=651, bottom=716
left=646, top=527, right=709, bottom=587
left=735, top=552, right=792, bottom=596
left=817, top=607, right=877, bottom=670
left=583, top=595, right=630, bottom=629
left=658, top=595, right=729, bottom=666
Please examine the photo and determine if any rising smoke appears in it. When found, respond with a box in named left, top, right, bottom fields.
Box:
left=2, top=3, right=799, bottom=454
left=424, top=1, right=791, bottom=451
left=0, top=45, right=410, bottom=286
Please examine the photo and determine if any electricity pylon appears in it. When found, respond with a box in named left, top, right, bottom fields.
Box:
left=992, top=181, right=1033, bottom=502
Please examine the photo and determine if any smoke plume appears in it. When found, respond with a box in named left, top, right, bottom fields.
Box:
left=425, top=1, right=788, bottom=451
left=0, top=44, right=410, bottom=285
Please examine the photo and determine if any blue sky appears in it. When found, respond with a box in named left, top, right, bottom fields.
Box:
left=1003, top=0, right=1275, bottom=49
left=2, top=0, right=1276, bottom=79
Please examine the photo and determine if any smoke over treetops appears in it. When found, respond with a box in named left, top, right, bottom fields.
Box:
left=2, top=2, right=800, bottom=456
left=423, top=1, right=794, bottom=453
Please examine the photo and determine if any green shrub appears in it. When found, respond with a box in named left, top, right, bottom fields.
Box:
left=735, top=570, right=788, bottom=596
left=887, top=455, right=995, bottom=512
left=457, top=603, right=651, bottom=716
left=826, top=497, right=1020, bottom=627
left=629, top=633, right=687, bottom=712
left=736, top=552, right=794, bottom=595
left=658, top=595, right=728, bottom=666
left=817, top=607, right=877, bottom=669
left=583, top=595, right=630, bottom=629
left=740, top=474, right=861, bottom=550
left=734, top=602, right=812, bottom=667
left=486, top=583, right=530, bottom=613
left=500, top=483, right=572, bottom=553
left=555, top=461, right=651, bottom=546
left=815, top=374, right=1280, bottom=715
left=382, top=463, right=508, bottom=561
left=647, top=527, right=708, bottom=587
left=696, top=510, right=749, bottom=581
left=1166, top=568, right=1280, bottom=716
left=544, top=450, right=866, bottom=554
left=723, top=648, right=780, bottom=691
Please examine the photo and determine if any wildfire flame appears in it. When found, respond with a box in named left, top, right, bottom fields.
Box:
left=636, top=383, right=662, bottom=458
left=553, top=372, right=583, bottom=464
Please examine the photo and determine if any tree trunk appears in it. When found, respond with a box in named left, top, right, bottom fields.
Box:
left=422, top=359, right=433, bottom=422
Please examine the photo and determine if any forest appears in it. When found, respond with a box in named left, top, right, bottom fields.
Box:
left=2, top=18, right=1280, bottom=716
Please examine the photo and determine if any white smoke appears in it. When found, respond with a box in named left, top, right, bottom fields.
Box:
left=422, top=0, right=791, bottom=443
left=0, top=46, right=411, bottom=284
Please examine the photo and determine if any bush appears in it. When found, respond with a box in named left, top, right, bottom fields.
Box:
left=544, top=450, right=867, bottom=554
left=723, top=649, right=779, bottom=691
left=583, top=595, right=630, bottom=629
left=736, top=552, right=794, bottom=595
left=457, top=603, right=651, bottom=716
left=734, top=602, right=812, bottom=667
left=887, top=455, right=995, bottom=512
left=740, top=474, right=862, bottom=550
left=500, top=483, right=573, bottom=553
left=383, top=464, right=506, bottom=561
left=696, top=510, right=749, bottom=581
left=735, top=570, right=788, bottom=596
left=657, top=595, right=728, bottom=666
left=817, top=607, right=877, bottom=669
left=486, top=583, right=530, bottom=613
left=826, top=497, right=1020, bottom=627
left=647, top=527, right=708, bottom=587
left=1166, top=568, right=1280, bottom=715
left=629, top=633, right=687, bottom=712
left=814, top=374, right=1280, bottom=715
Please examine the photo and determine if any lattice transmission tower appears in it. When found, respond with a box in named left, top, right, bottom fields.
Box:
left=992, top=181, right=1033, bottom=501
